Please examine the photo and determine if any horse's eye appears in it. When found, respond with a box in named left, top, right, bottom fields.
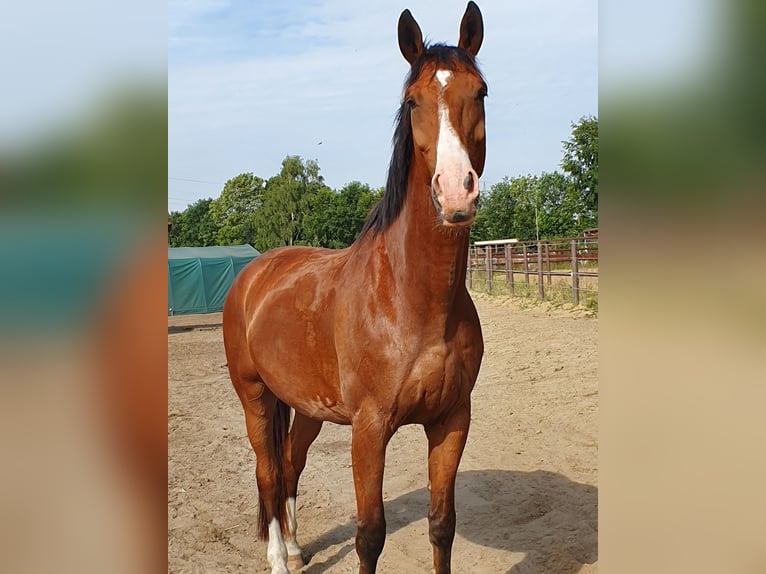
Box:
left=476, top=87, right=488, bottom=100
left=406, top=97, right=417, bottom=108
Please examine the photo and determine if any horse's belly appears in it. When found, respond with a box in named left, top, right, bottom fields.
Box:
left=291, top=395, right=351, bottom=425
left=250, top=337, right=350, bottom=424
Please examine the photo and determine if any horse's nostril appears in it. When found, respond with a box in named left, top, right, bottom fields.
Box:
left=430, top=184, right=443, bottom=214
left=431, top=174, right=441, bottom=194
left=463, top=172, right=474, bottom=191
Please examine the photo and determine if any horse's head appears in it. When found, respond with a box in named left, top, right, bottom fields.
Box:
left=398, top=1, right=486, bottom=228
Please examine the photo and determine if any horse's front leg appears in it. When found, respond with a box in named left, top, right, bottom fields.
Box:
left=424, top=404, right=471, bottom=574
left=350, top=415, right=393, bottom=574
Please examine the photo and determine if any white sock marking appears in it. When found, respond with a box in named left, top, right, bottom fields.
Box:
left=266, top=517, right=289, bottom=574
left=285, top=496, right=302, bottom=557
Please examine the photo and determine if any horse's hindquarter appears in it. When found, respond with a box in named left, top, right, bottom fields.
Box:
left=224, top=246, right=351, bottom=424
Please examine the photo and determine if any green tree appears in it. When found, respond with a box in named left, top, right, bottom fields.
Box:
left=168, top=198, right=218, bottom=247
left=303, top=182, right=383, bottom=249
left=506, top=175, right=541, bottom=241
left=469, top=118, right=598, bottom=243
left=472, top=172, right=578, bottom=242
left=471, top=178, right=516, bottom=242
left=536, top=171, right=578, bottom=238
left=254, top=156, right=329, bottom=251
left=561, top=115, right=598, bottom=228
left=302, top=187, right=340, bottom=247
left=209, top=172, right=265, bottom=245
left=359, top=186, right=385, bottom=223
left=333, top=181, right=381, bottom=246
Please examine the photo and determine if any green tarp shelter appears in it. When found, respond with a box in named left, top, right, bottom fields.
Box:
left=168, top=245, right=260, bottom=315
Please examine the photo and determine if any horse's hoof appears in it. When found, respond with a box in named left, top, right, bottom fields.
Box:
left=287, top=553, right=304, bottom=571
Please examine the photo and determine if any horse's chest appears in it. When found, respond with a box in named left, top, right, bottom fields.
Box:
left=399, top=345, right=470, bottom=419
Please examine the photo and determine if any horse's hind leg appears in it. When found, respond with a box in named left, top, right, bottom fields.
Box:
left=233, top=377, right=291, bottom=574
left=283, top=412, right=323, bottom=570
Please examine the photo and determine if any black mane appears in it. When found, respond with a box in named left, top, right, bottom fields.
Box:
left=359, top=44, right=484, bottom=238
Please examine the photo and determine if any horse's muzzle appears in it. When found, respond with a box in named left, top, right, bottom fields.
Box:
left=431, top=184, right=478, bottom=227
left=430, top=167, right=480, bottom=228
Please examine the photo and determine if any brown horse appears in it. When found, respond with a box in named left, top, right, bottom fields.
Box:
left=223, top=3, right=487, bottom=573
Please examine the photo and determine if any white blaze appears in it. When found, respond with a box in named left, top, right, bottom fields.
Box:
left=434, top=69, right=473, bottom=204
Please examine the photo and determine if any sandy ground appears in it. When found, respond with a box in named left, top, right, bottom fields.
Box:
left=168, top=293, right=598, bottom=573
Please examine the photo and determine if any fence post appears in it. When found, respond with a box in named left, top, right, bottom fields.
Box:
left=505, top=243, right=514, bottom=295
left=485, top=246, right=493, bottom=292
left=571, top=239, right=580, bottom=306
left=536, top=241, right=544, bottom=300
left=522, top=243, right=530, bottom=285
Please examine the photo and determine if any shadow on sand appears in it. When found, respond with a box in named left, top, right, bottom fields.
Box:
left=168, top=323, right=222, bottom=334
left=301, top=469, right=597, bottom=573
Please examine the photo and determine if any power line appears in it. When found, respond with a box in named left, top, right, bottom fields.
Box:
left=168, top=177, right=221, bottom=185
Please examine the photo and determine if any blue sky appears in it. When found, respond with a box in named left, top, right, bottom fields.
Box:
left=168, top=0, right=598, bottom=212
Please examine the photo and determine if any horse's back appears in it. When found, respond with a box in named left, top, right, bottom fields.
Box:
left=226, top=245, right=347, bottom=314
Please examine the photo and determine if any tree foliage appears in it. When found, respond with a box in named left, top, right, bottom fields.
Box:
left=209, top=173, right=265, bottom=246
left=167, top=117, right=598, bottom=251
left=168, top=198, right=218, bottom=247
left=167, top=158, right=383, bottom=251
left=561, top=115, right=598, bottom=228
left=303, top=181, right=383, bottom=249
left=253, top=156, right=330, bottom=251
left=471, top=172, right=577, bottom=242
left=470, top=116, right=598, bottom=242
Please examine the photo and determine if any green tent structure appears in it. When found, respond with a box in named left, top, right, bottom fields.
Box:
left=168, top=245, right=260, bottom=315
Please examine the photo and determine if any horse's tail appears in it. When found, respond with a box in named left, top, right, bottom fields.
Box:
left=256, top=398, right=291, bottom=540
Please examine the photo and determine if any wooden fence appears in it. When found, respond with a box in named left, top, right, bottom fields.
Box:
left=467, top=234, right=598, bottom=307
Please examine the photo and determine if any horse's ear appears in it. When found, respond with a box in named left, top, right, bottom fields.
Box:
left=458, top=1, right=483, bottom=57
left=398, top=9, right=423, bottom=65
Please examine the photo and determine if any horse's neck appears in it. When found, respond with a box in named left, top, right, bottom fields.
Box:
left=380, top=164, right=470, bottom=311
